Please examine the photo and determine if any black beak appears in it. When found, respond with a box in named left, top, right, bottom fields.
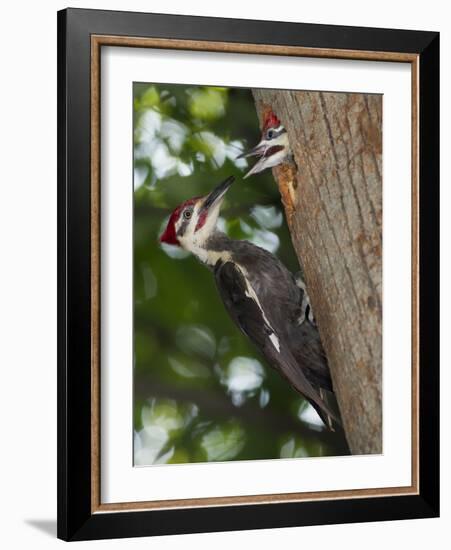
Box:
left=236, top=141, right=266, bottom=159
left=202, top=176, right=235, bottom=210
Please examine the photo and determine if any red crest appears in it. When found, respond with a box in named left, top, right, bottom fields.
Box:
left=160, top=205, right=183, bottom=246
left=160, top=198, right=199, bottom=246
left=262, top=110, right=281, bottom=131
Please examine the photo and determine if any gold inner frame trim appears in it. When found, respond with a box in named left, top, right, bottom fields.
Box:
left=90, top=34, right=420, bottom=514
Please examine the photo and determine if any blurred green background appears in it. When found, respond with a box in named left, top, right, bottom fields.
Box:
left=133, top=82, right=349, bottom=466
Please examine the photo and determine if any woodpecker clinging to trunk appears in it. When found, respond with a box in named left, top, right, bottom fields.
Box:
left=160, top=176, right=339, bottom=429
left=237, top=109, right=292, bottom=178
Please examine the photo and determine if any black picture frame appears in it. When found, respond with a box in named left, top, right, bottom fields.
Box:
left=57, top=7, right=439, bottom=541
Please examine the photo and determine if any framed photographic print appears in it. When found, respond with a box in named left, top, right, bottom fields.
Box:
left=57, top=8, right=439, bottom=541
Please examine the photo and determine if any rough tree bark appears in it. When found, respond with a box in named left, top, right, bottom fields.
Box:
left=253, top=90, right=382, bottom=454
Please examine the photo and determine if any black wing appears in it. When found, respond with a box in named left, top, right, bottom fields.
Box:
left=214, top=261, right=278, bottom=354
left=214, top=261, right=337, bottom=424
left=290, top=321, right=333, bottom=392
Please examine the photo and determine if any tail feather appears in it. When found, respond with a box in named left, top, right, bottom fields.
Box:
left=310, top=388, right=342, bottom=431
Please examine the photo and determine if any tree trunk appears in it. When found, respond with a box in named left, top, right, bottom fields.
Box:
left=252, top=90, right=382, bottom=455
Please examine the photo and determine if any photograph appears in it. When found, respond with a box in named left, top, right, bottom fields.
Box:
left=0, top=0, right=444, bottom=545
left=132, top=82, right=382, bottom=466
left=55, top=7, right=439, bottom=542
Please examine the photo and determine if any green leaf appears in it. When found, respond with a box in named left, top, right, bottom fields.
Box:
left=188, top=88, right=227, bottom=121
left=140, top=86, right=160, bottom=109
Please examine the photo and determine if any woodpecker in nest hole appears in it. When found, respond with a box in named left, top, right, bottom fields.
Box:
left=237, top=110, right=292, bottom=178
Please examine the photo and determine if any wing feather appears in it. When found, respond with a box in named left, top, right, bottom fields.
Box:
left=214, top=261, right=337, bottom=423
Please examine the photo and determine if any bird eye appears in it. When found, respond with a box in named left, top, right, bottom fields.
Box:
left=267, top=130, right=274, bottom=139
left=183, top=209, right=192, bottom=220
